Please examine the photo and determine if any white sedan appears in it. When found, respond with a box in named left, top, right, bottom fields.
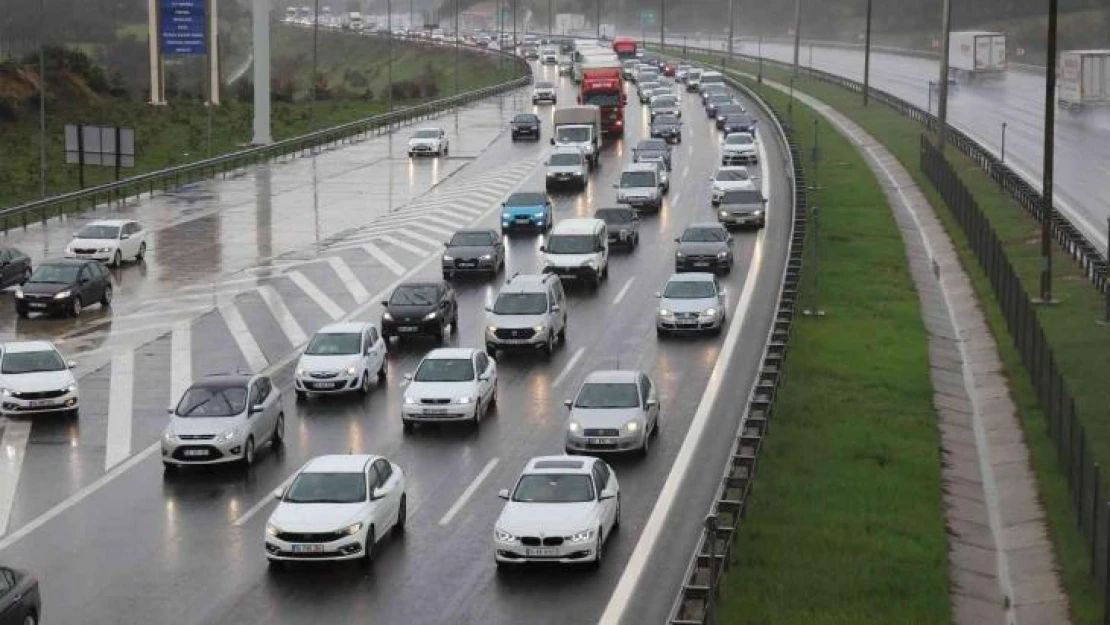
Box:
left=265, top=454, right=406, bottom=567
left=408, top=127, right=449, bottom=157
left=402, top=348, right=497, bottom=432
left=65, top=219, right=147, bottom=266
left=710, top=166, right=757, bottom=204
left=494, top=455, right=620, bottom=569
left=294, top=322, right=387, bottom=400
left=0, top=340, right=79, bottom=418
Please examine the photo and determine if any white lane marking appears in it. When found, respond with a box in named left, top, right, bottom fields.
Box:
left=682, top=164, right=690, bottom=178
left=287, top=271, right=345, bottom=320
left=600, top=124, right=773, bottom=625
left=409, top=221, right=455, bottom=238
left=551, top=347, right=585, bottom=389
left=395, top=228, right=443, bottom=249
left=0, top=421, right=31, bottom=537
left=612, top=277, right=636, bottom=306
left=422, top=214, right=469, bottom=231
left=218, top=303, right=269, bottom=372
left=258, top=285, right=309, bottom=346
left=672, top=192, right=682, bottom=207
left=232, top=471, right=301, bottom=527
left=104, top=349, right=135, bottom=471
left=170, top=320, right=192, bottom=406
left=361, top=242, right=407, bottom=276
left=326, top=256, right=370, bottom=304
left=375, top=234, right=431, bottom=257
left=439, top=457, right=500, bottom=526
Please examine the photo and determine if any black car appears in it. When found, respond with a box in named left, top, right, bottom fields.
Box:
left=594, top=206, right=641, bottom=250
left=718, top=111, right=757, bottom=136
left=633, top=138, right=672, bottom=171
left=704, top=93, right=735, bottom=118
left=511, top=113, right=542, bottom=141
left=0, top=566, right=40, bottom=625
left=714, top=104, right=747, bottom=129
left=650, top=115, right=683, bottom=144
left=381, top=281, right=458, bottom=344
left=16, top=258, right=112, bottom=318
left=442, top=229, right=505, bottom=279
left=675, top=223, right=733, bottom=274
left=717, top=189, right=768, bottom=229
left=0, top=247, right=31, bottom=289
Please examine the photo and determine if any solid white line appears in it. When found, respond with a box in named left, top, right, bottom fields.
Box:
left=326, top=256, right=370, bottom=304
left=612, top=277, right=636, bottom=305
left=439, top=458, right=500, bottom=526
left=395, top=229, right=443, bottom=249
left=0, top=421, right=31, bottom=537
left=422, top=214, right=469, bottom=231
left=170, top=319, right=192, bottom=407
left=551, top=347, right=585, bottom=388
left=287, top=271, right=345, bottom=320
left=219, top=303, right=269, bottom=372
left=258, top=285, right=308, bottom=346
left=232, top=471, right=300, bottom=527
left=600, top=125, right=773, bottom=625
left=375, top=234, right=431, bottom=257
left=362, top=242, right=407, bottom=276
left=104, top=349, right=135, bottom=471
left=409, top=221, right=455, bottom=238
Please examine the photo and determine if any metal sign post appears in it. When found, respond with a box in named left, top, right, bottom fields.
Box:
left=65, top=124, right=137, bottom=188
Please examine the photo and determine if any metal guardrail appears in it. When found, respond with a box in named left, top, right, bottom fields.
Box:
left=665, top=70, right=807, bottom=625
left=0, top=45, right=531, bottom=232
left=674, top=43, right=1108, bottom=296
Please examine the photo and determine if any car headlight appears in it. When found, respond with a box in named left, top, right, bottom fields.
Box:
left=487, top=325, right=498, bottom=334
left=423, top=311, right=438, bottom=321
left=266, top=523, right=280, bottom=537
left=658, top=308, right=673, bottom=317
left=345, top=366, right=357, bottom=376
left=533, top=211, right=546, bottom=218
left=404, top=395, right=418, bottom=405
left=219, top=427, right=240, bottom=442
left=624, top=420, right=640, bottom=433
left=567, top=528, right=595, bottom=543
left=297, top=366, right=308, bottom=377
left=382, top=311, right=394, bottom=321
left=480, top=254, right=493, bottom=261
left=443, top=255, right=454, bottom=262
left=753, top=210, right=763, bottom=216
left=703, top=308, right=718, bottom=317
left=676, top=252, right=685, bottom=259
left=162, top=431, right=176, bottom=443
left=341, top=522, right=363, bottom=536
left=495, top=528, right=516, bottom=542
left=533, top=325, right=547, bottom=335
left=13, top=289, right=22, bottom=299
left=457, top=396, right=473, bottom=405
left=65, top=384, right=77, bottom=393
left=568, top=420, right=582, bottom=433
left=717, top=251, right=729, bottom=258
left=54, top=290, right=72, bottom=300
left=719, top=210, right=729, bottom=218
left=582, top=259, right=597, bottom=268
left=98, top=247, right=113, bottom=253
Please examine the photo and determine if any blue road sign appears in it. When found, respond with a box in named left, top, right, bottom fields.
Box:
left=160, top=0, right=207, bottom=56
left=639, top=10, right=656, bottom=26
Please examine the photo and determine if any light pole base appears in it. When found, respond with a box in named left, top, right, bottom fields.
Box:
left=1031, top=298, right=1061, bottom=306
left=802, top=309, right=826, bottom=317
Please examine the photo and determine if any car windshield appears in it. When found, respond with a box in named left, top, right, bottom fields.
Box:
left=546, top=234, right=597, bottom=254
left=703, top=75, right=724, bottom=84
left=663, top=280, right=717, bottom=299
left=29, top=264, right=80, bottom=284
left=716, top=169, right=750, bottom=181
left=450, top=231, right=496, bottom=247
left=595, top=209, right=634, bottom=223
left=652, top=97, right=677, bottom=107
left=175, top=385, right=248, bottom=417
left=726, top=134, right=754, bottom=145
left=75, top=225, right=120, bottom=239
left=549, top=152, right=583, bottom=166
left=575, top=382, right=640, bottom=408
left=506, top=193, right=546, bottom=207
left=414, top=358, right=474, bottom=382
left=717, top=105, right=745, bottom=116
left=1, top=349, right=66, bottom=374
left=390, top=285, right=438, bottom=306
left=583, top=93, right=621, bottom=106
left=513, top=114, right=537, bottom=123
left=284, top=472, right=367, bottom=504
left=304, top=332, right=361, bottom=355
left=682, top=228, right=728, bottom=243
left=535, top=82, right=553, bottom=88
left=492, top=293, right=548, bottom=315
left=639, top=82, right=659, bottom=91
left=556, top=127, right=590, bottom=143
left=709, top=94, right=733, bottom=104
left=723, top=190, right=763, bottom=204
left=653, top=115, right=679, bottom=126
left=413, top=129, right=440, bottom=138
left=621, top=171, right=656, bottom=187
left=512, top=474, right=594, bottom=503
left=639, top=140, right=667, bottom=151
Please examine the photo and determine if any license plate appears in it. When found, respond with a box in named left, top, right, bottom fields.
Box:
left=589, top=438, right=611, bottom=445
left=459, top=261, right=477, bottom=267
left=28, top=400, right=55, bottom=408
left=694, top=262, right=710, bottom=267
left=526, top=547, right=557, bottom=557
left=398, top=326, right=419, bottom=333
left=76, top=254, right=93, bottom=259
left=184, top=449, right=208, bottom=457
left=29, top=303, right=46, bottom=309
left=314, top=382, right=336, bottom=389
left=425, top=408, right=448, bottom=415
left=292, top=544, right=327, bottom=553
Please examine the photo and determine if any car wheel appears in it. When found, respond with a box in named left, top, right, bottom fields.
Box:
left=402, top=420, right=415, bottom=434
left=162, top=462, right=177, bottom=474
left=395, top=495, right=407, bottom=535
left=435, top=325, right=445, bottom=345
left=16, top=306, right=28, bottom=319
left=360, top=372, right=371, bottom=395
left=378, top=361, right=387, bottom=382
left=136, top=242, right=146, bottom=261
left=450, top=313, right=459, bottom=334
left=70, top=296, right=82, bottom=317
left=542, top=333, right=555, bottom=358
left=557, top=324, right=567, bottom=345
left=656, top=327, right=667, bottom=338
left=486, top=345, right=497, bottom=358
left=443, top=271, right=453, bottom=281
left=590, top=531, right=604, bottom=570
left=241, top=436, right=255, bottom=470
left=101, top=285, right=113, bottom=307
left=614, top=494, right=621, bottom=529
left=267, top=559, right=285, bottom=571
left=272, top=413, right=285, bottom=448
left=112, top=250, right=122, bottom=267
left=362, top=527, right=376, bottom=565
left=295, top=390, right=307, bottom=402
left=489, top=386, right=498, bottom=408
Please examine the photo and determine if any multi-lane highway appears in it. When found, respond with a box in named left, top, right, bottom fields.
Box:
left=0, top=58, right=793, bottom=624
left=724, top=39, right=1110, bottom=248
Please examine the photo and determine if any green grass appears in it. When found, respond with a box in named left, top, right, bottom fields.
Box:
left=712, top=81, right=951, bottom=624
left=673, top=48, right=1104, bottom=624
left=0, top=29, right=517, bottom=208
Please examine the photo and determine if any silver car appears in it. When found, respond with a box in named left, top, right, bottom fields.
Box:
left=161, top=372, right=284, bottom=471
left=656, top=273, right=728, bottom=336
left=564, top=370, right=660, bottom=456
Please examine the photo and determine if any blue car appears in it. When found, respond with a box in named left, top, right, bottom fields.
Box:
left=500, top=192, right=553, bottom=234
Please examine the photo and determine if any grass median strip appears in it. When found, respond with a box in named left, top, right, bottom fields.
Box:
left=714, top=85, right=950, bottom=624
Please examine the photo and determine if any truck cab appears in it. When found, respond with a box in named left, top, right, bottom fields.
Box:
left=551, top=105, right=602, bottom=169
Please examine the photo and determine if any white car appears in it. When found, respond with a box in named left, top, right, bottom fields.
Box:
left=294, top=322, right=387, bottom=401
left=494, top=455, right=620, bottom=568
left=408, top=127, right=449, bottom=157
left=265, top=454, right=406, bottom=567
left=65, top=219, right=147, bottom=266
left=710, top=166, right=757, bottom=204
left=564, top=370, right=660, bottom=455
left=0, top=341, right=78, bottom=418
left=656, top=273, right=728, bottom=336
left=721, top=132, right=758, bottom=166
left=532, top=81, right=557, bottom=104
left=401, top=347, right=497, bottom=432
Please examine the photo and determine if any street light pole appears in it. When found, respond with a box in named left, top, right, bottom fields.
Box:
left=596, top=0, right=600, bottom=40
left=727, top=0, right=734, bottom=68
left=936, top=0, right=953, bottom=153
left=311, top=0, right=319, bottom=129
left=547, top=0, right=552, bottom=39
left=454, top=0, right=459, bottom=94
left=38, top=0, right=47, bottom=197
left=862, top=0, right=872, bottom=105
left=791, top=0, right=802, bottom=74
left=1039, top=0, right=1059, bottom=302
left=387, top=0, right=393, bottom=112
left=659, top=0, right=664, bottom=53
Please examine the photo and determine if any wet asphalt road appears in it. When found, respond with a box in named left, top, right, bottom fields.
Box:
left=0, top=61, right=793, bottom=624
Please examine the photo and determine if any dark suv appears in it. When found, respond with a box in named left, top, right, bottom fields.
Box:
left=15, top=259, right=112, bottom=318
left=381, top=281, right=459, bottom=344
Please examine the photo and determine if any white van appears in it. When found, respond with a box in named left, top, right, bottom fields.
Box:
left=698, top=71, right=725, bottom=95
left=686, top=68, right=704, bottom=92
left=540, top=218, right=609, bottom=287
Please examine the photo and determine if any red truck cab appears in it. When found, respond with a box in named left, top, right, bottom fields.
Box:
left=579, top=69, right=626, bottom=136
left=613, top=37, right=638, bottom=60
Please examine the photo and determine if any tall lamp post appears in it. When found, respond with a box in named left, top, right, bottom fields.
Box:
left=38, top=0, right=47, bottom=197
left=727, top=0, right=734, bottom=67
left=454, top=0, right=459, bottom=94
left=659, top=0, right=664, bottom=53
left=310, top=0, right=319, bottom=129
left=1038, top=0, right=1059, bottom=302
left=936, top=0, right=953, bottom=153
left=862, top=0, right=873, bottom=105
left=791, top=0, right=802, bottom=74
left=596, top=0, right=600, bottom=40
left=387, top=0, right=393, bottom=112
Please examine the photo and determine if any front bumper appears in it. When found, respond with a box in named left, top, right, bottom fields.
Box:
left=266, top=531, right=367, bottom=562
left=494, top=537, right=598, bottom=564
left=651, top=130, right=681, bottom=143
left=657, top=313, right=722, bottom=332
left=543, top=265, right=600, bottom=281
left=402, top=401, right=479, bottom=423
left=718, top=211, right=765, bottom=228
left=408, top=144, right=441, bottom=156
left=546, top=173, right=586, bottom=187
left=675, top=256, right=729, bottom=272
left=532, top=93, right=556, bottom=102
left=64, top=249, right=114, bottom=262
left=617, top=196, right=661, bottom=211
left=295, top=373, right=361, bottom=394
left=511, top=127, right=541, bottom=138
left=487, top=326, right=550, bottom=350
left=443, top=257, right=496, bottom=274
left=382, top=317, right=442, bottom=338
left=722, top=152, right=758, bottom=166
left=162, top=436, right=249, bottom=465
left=608, top=229, right=637, bottom=246
left=565, top=430, right=644, bottom=453
left=15, top=295, right=77, bottom=315
left=501, top=213, right=547, bottom=230
left=0, top=389, right=78, bottom=416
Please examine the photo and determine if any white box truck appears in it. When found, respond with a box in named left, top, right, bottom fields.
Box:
left=1059, top=50, right=1110, bottom=112
left=948, top=31, right=1007, bottom=82
left=552, top=106, right=602, bottom=168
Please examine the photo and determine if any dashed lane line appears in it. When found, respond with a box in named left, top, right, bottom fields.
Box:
left=551, top=347, right=585, bottom=389
left=361, top=242, right=407, bottom=277
left=439, top=458, right=500, bottom=526
left=218, top=303, right=269, bottom=372
left=286, top=271, right=345, bottom=321
left=326, top=257, right=370, bottom=304
left=257, top=285, right=309, bottom=346
left=104, top=349, right=135, bottom=471
left=0, top=421, right=30, bottom=537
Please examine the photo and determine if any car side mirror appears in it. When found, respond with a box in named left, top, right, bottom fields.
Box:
left=166, top=406, right=175, bottom=414
left=654, top=292, right=661, bottom=298
left=484, top=305, right=492, bottom=312
left=549, top=138, right=555, bottom=145
left=762, top=198, right=769, bottom=204
left=673, top=237, right=681, bottom=243
left=79, top=277, right=89, bottom=285
left=371, top=487, right=386, bottom=501
left=599, top=490, right=615, bottom=501
left=249, top=404, right=264, bottom=415
left=498, top=488, right=510, bottom=500
left=550, top=304, right=560, bottom=312
left=380, top=300, right=389, bottom=307
left=68, top=360, right=78, bottom=368
left=563, top=399, right=572, bottom=408
left=403, top=373, right=414, bottom=382
left=646, top=399, right=658, bottom=408
left=120, top=233, right=130, bottom=240
left=538, top=245, right=546, bottom=253
left=272, top=487, right=284, bottom=500
left=611, top=183, right=618, bottom=189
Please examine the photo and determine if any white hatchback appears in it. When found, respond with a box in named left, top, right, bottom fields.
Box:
left=494, top=455, right=620, bottom=568
left=0, top=341, right=78, bottom=418
left=294, top=323, right=387, bottom=400
left=65, top=219, right=147, bottom=266
left=401, top=348, right=497, bottom=432
left=265, top=454, right=406, bottom=566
